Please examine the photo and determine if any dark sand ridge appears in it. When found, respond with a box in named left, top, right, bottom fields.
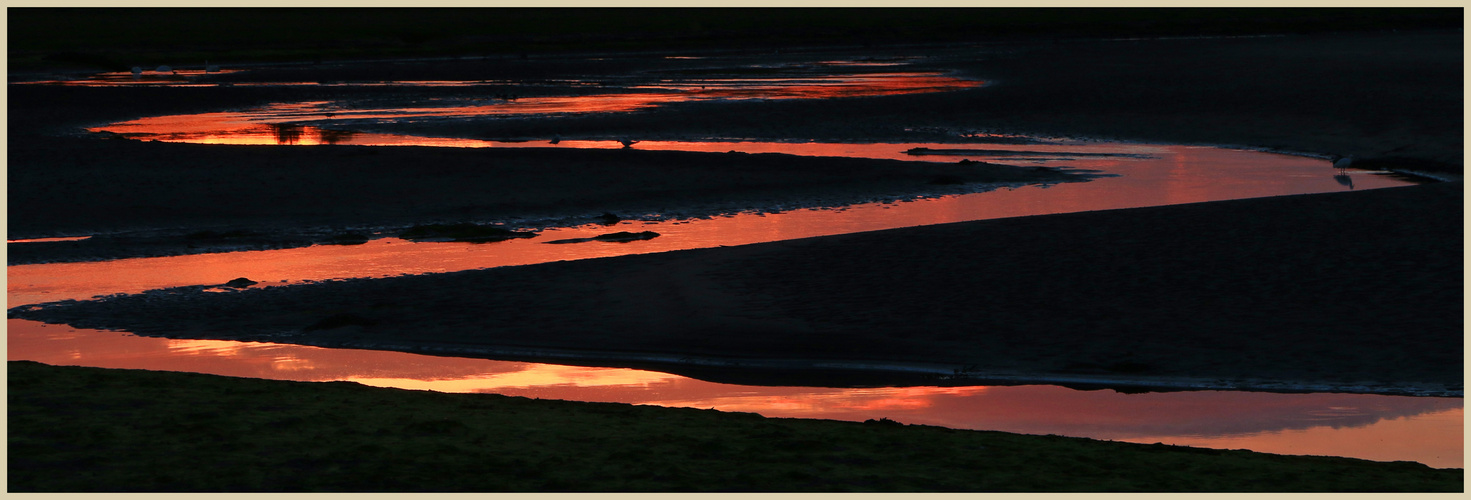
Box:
left=349, top=31, right=1463, bottom=173
left=7, top=30, right=1462, bottom=394
left=13, top=181, right=1461, bottom=395
left=8, top=31, right=1462, bottom=252
left=9, top=31, right=1462, bottom=170
left=7, top=135, right=1082, bottom=263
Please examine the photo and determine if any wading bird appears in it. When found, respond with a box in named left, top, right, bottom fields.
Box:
left=1329, top=154, right=1355, bottom=189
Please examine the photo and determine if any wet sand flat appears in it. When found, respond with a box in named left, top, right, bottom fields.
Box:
left=7, top=135, right=1077, bottom=242
left=13, top=181, right=1461, bottom=394
left=8, top=29, right=1462, bottom=395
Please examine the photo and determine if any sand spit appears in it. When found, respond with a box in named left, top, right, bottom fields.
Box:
left=6, top=135, right=1087, bottom=264
left=12, top=181, right=1461, bottom=396
left=7, top=30, right=1462, bottom=397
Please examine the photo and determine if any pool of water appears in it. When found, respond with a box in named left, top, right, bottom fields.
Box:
left=7, top=142, right=1415, bottom=305
left=89, top=71, right=980, bottom=145
left=9, top=56, right=1455, bottom=468
left=8, top=137, right=1448, bottom=468
left=10, top=317, right=1460, bottom=469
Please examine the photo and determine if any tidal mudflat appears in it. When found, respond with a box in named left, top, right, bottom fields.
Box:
left=10, top=135, right=1454, bottom=468
left=8, top=9, right=1463, bottom=491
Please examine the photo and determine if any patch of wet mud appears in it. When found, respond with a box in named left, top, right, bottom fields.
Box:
left=10, top=183, right=1461, bottom=397
left=8, top=34, right=1460, bottom=406
left=8, top=133, right=1092, bottom=264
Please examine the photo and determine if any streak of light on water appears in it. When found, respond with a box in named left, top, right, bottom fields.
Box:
left=8, top=87, right=1440, bottom=470
left=7, top=143, right=1417, bottom=305
left=11, top=53, right=1453, bottom=470
left=7, top=140, right=1448, bottom=468
left=88, top=71, right=981, bottom=143
left=7, top=236, right=92, bottom=244
left=9, top=318, right=1461, bottom=469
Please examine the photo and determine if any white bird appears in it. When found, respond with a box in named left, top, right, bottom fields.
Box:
left=130, top=66, right=142, bottom=78
left=549, top=134, right=561, bottom=145
left=1329, top=154, right=1356, bottom=189
left=156, top=65, right=172, bottom=73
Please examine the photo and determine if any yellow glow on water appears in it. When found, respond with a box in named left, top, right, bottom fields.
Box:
left=348, top=363, right=686, bottom=393
left=165, top=339, right=251, bottom=356
left=8, top=318, right=1460, bottom=469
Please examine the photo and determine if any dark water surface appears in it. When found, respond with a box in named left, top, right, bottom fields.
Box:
left=9, top=317, right=1461, bottom=469
left=8, top=138, right=1450, bottom=468
left=8, top=60, right=1455, bottom=469
left=7, top=140, right=1418, bottom=305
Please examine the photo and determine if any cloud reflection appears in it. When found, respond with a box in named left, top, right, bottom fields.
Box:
left=89, top=71, right=980, bottom=143
left=7, top=318, right=1459, bottom=468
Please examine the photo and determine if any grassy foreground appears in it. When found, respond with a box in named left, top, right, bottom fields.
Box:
left=8, top=361, right=1460, bottom=492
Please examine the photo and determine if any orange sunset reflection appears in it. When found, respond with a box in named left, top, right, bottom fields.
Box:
left=347, top=363, right=686, bottom=393
left=15, top=68, right=246, bottom=86
left=9, top=318, right=1460, bottom=469
left=9, top=143, right=1417, bottom=306
left=89, top=72, right=980, bottom=144
left=7, top=133, right=1438, bottom=470
left=12, top=44, right=1456, bottom=474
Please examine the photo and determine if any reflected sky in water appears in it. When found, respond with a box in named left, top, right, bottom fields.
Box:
left=90, top=71, right=980, bottom=143
left=7, top=143, right=1417, bottom=306
left=6, top=139, right=1447, bottom=468
left=10, top=318, right=1460, bottom=469
left=8, top=58, right=1453, bottom=469
left=15, top=68, right=245, bottom=86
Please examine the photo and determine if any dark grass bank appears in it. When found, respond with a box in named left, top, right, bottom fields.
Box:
left=8, top=361, right=1461, bottom=492
left=7, top=11, right=1463, bottom=493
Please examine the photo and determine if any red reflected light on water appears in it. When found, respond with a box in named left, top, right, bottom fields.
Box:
left=16, top=57, right=1453, bottom=469
left=15, top=68, right=246, bottom=86
left=635, top=72, right=981, bottom=100
left=10, top=318, right=1460, bottom=469
left=90, top=72, right=981, bottom=144
left=7, top=144, right=1416, bottom=306
left=7, top=236, right=92, bottom=244
left=5, top=138, right=1436, bottom=467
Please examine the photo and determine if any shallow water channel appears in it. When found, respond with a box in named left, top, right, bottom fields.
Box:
left=9, top=64, right=1459, bottom=469
left=10, top=137, right=1456, bottom=468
